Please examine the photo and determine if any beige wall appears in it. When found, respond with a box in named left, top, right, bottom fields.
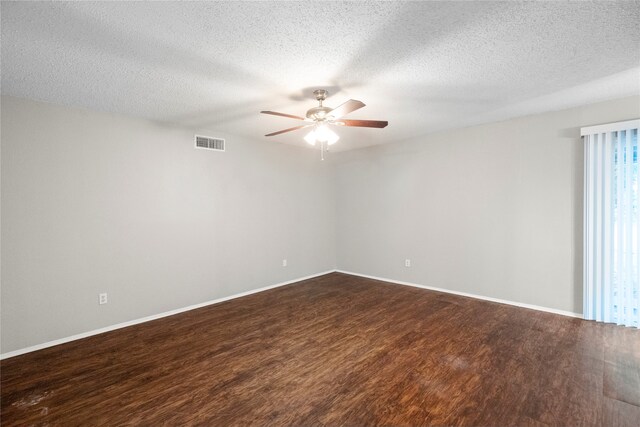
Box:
left=1, top=96, right=336, bottom=354
left=3, top=95, right=639, bottom=355
left=334, top=96, right=640, bottom=314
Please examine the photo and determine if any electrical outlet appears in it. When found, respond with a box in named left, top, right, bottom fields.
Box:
left=405, top=259, right=411, bottom=267
left=282, top=259, right=287, bottom=267
left=99, top=293, right=108, bottom=305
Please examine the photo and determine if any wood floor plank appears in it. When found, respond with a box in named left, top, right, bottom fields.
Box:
left=603, top=323, right=640, bottom=407
left=1, top=272, right=638, bottom=426
left=602, top=396, right=640, bottom=427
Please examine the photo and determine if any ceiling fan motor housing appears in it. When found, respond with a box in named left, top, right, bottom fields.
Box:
left=307, top=89, right=332, bottom=120
left=306, top=106, right=333, bottom=120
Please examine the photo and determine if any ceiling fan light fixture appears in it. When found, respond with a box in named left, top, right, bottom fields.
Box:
left=261, top=89, right=387, bottom=158
left=315, top=124, right=339, bottom=146
left=305, top=124, right=339, bottom=146
left=304, top=129, right=317, bottom=145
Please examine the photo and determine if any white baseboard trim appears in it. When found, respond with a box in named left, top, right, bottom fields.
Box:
left=336, top=270, right=582, bottom=319
left=2, top=269, right=583, bottom=359
left=0, top=270, right=336, bottom=360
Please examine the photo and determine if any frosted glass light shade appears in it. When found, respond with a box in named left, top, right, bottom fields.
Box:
left=304, top=129, right=317, bottom=145
left=315, top=124, right=339, bottom=145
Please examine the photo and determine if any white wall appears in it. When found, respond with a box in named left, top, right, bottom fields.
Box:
left=1, top=96, right=336, bottom=354
left=334, top=96, right=640, bottom=315
left=3, top=95, right=639, bottom=355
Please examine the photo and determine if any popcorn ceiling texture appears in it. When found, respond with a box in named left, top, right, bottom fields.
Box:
left=2, top=1, right=639, bottom=151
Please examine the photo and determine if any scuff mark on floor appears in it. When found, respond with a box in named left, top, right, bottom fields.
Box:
left=11, top=390, right=53, bottom=409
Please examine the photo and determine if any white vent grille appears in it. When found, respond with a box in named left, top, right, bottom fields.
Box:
left=195, top=135, right=225, bottom=151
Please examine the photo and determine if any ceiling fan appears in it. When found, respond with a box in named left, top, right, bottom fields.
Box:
left=261, top=89, right=388, bottom=159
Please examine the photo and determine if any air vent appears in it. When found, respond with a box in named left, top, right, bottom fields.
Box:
left=195, top=135, right=225, bottom=152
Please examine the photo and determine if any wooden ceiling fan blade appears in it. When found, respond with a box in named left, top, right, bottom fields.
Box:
left=337, top=119, right=388, bottom=128
left=328, top=99, right=365, bottom=119
left=265, top=124, right=311, bottom=137
left=260, top=111, right=306, bottom=121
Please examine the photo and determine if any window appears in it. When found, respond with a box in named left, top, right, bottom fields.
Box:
left=583, top=120, right=638, bottom=327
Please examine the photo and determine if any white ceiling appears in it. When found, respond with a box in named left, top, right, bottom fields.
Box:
left=2, top=1, right=639, bottom=151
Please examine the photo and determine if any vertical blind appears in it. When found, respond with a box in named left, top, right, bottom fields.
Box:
left=582, top=119, right=639, bottom=327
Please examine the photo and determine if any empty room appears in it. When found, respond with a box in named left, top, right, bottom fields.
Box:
left=1, top=1, right=639, bottom=426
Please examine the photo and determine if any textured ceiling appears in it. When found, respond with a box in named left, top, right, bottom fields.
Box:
left=2, top=1, right=639, bottom=151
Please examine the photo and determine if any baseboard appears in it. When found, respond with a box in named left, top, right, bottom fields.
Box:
left=2, top=269, right=583, bottom=359
left=336, top=270, right=582, bottom=319
left=0, top=270, right=336, bottom=360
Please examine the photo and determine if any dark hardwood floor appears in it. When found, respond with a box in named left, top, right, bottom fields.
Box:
left=1, top=272, right=639, bottom=426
